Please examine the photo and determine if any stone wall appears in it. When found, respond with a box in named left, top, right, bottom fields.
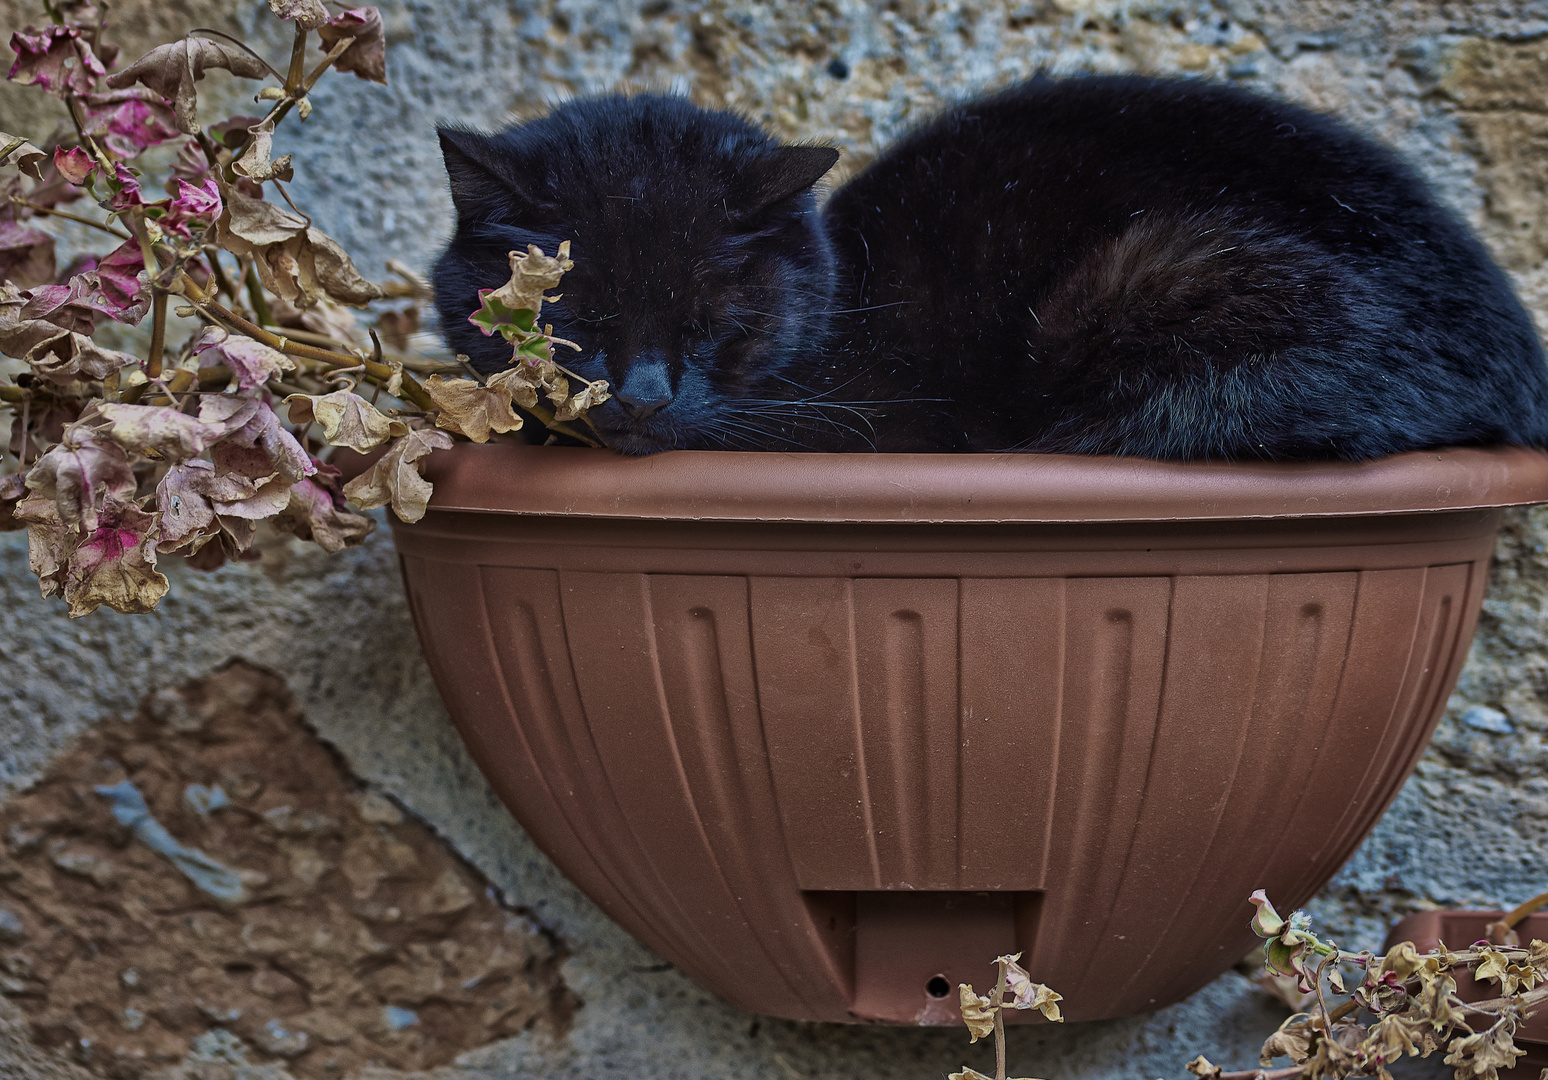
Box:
left=6, top=0, right=1548, bottom=1077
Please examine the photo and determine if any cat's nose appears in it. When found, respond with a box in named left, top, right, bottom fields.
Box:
left=616, top=359, right=674, bottom=420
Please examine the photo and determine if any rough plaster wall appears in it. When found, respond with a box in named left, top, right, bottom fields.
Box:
left=6, top=0, right=1548, bottom=1077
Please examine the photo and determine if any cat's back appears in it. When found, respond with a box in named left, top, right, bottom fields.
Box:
left=819, top=74, right=1548, bottom=460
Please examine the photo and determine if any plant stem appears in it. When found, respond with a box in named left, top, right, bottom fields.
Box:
left=1218, top=1066, right=1303, bottom=1080
left=285, top=22, right=308, bottom=93
left=146, top=291, right=169, bottom=378
left=243, top=265, right=274, bottom=327
left=10, top=198, right=131, bottom=240
left=993, top=959, right=1008, bottom=1080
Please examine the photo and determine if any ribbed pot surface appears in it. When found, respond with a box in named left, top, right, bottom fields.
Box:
left=389, top=444, right=1548, bottom=1025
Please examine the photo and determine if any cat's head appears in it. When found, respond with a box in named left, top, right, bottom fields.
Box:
left=431, top=95, right=839, bottom=455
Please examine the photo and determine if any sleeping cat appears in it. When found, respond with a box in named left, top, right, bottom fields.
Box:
left=432, top=76, right=1548, bottom=459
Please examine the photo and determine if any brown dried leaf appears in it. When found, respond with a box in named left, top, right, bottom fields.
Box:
left=1185, top=1056, right=1223, bottom=1080
left=0, top=133, right=48, bottom=180
left=317, top=7, right=387, bottom=84
left=268, top=0, right=328, bottom=28
left=231, top=119, right=294, bottom=183
left=192, top=326, right=295, bottom=390
left=423, top=375, right=524, bottom=443
left=486, top=242, right=573, bottom=318
left=0, top=219, right=55, bottom=287
left=105, top=37, right=274, bottom=134
left=216, top=183, right=308, bottom=249
left=90, top=402, right=226, bottom=460
left=271, top=476, right=374, bottom=552
left=284, top=389, right=406, bottom=453
left=210, top=401, right=314, bottom=484
left=25, top=330, right=136, bottom=383
left=1261, top=1018, right=1314, bottom=1066
left=488, top=363, right=544, bottom=409
left=1445, top=1019, right=1526, bottom=1080
left=0, top=283, right=65, bottom=359
left=23, top=432, right=135, bottom=532
left=14, top=489, right=70, bottom=596
left=306, top=227, right=383, bottom=305
left=957, top=983, right=995, bottom=1043
left=553, top=378, right=611, bottom=422
left=342, top=428, right=453, bottom=523
left=1476, top=947, right=1540, bottom=996
left=155, top=459, right=215, bottom=549
left=1362, top=1015, right=1423, bottom=1067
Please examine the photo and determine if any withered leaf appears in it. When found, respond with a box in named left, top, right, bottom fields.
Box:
left=6, top=25, right=105, bottom=97
left=23, top=432, right=136, bottom=532
left=192, top=326, right=295, bottom=390
left=211, top=401, right=314, bottom=484
left=271, top=476, right=374, bottom=553
left=0, top=219, right=55, bottom=288
left=1444, top=1019, right=1526, bottom=1080
left=1185, top=1056, right=1223, bottom=1080
left=317, top=7, right=387, bottom=84
left=305, top=227, right=383, bottom=305
left=216, top=182, right=308, bottom=248
left=62, top=499, right=168, bottom=617
left=957, top=983, right=995, bottom=1043
left=284, top=388, right=405, bottom=453
left=0, top=132, right=48, bottom=180
left=554, top=378, right=611, bottom=422
left=423, top=375, right=524, bottom=443
left=76, top=87, right=181, bottom=158
left=342, top=427, right=453, bottom=523
left=91, top=402, right=225, bottom=460
left=1000, top=954, right=1063, bottom=1023
left=156, top=459, right=215, bottom=549
left=1, top=284, right=72, bottom=359
left=27, top=331, right=137, bottom=383
left=1475, top=947, right=1539, bottom=996
left=232, top=119, right=294, bottom=184
left=268, top=0, right=329, bottom=29
left=218, top=186, right=383, bottom=308
left=485, top=241, right=572, bottom=318
left=1261, top=1018, right=1314, bottom=1066
left=15, top=489, right=71, bottom=596
left=106, top=37, right=275, bottom=135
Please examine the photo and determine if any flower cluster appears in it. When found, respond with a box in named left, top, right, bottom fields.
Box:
left=0, top=0, right=608, bottom=616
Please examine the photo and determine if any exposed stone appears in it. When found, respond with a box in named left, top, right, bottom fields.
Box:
left=0, top=664, right=575, bottom=1080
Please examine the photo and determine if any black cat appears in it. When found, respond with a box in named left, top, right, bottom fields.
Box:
left=432, top=76, right=1548, bottom=459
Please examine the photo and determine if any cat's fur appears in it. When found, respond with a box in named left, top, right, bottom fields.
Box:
left=433, top=77, right=1548, bottom=459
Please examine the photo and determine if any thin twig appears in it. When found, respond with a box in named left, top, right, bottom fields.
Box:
left=10, top=197, right=131, bottom=239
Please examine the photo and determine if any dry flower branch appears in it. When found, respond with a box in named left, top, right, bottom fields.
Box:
left=0, top=0, right=612, bottom=616
left=1187, top=892, right=1548, bottom=1080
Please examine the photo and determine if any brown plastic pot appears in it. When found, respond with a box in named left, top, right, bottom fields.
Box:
left=1384, top=911, right=1548, bottom=1079
left=388, top=443, right=1548, bottom=1026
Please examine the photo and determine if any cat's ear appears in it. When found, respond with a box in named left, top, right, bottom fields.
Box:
left=737, top=145, right=841, bottom=219
left=438, top=127, right=554, bottom=222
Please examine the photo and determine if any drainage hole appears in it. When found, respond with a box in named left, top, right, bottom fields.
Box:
left=925, top=975, right=952, bottom=999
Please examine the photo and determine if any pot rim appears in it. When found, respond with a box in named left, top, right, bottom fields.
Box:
left=413, top=443, right=1548, bottom=525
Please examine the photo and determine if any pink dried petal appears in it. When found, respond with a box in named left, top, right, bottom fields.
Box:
left=77, top=88, right=180, bottom=158
left=91, top=239, right=149, bottom=324
left=317, top=8, right=386, bottom=84
left=106, top=162, right=143, bottom=211
left=52, top=145, right=95, bottom=184
left=7, top=25, right=105, bottom=96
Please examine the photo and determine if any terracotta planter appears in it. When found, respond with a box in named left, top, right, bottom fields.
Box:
left=389, top=443, right=1548, bottom=1025
left=1384, top=911, right=1548, bottom=1079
